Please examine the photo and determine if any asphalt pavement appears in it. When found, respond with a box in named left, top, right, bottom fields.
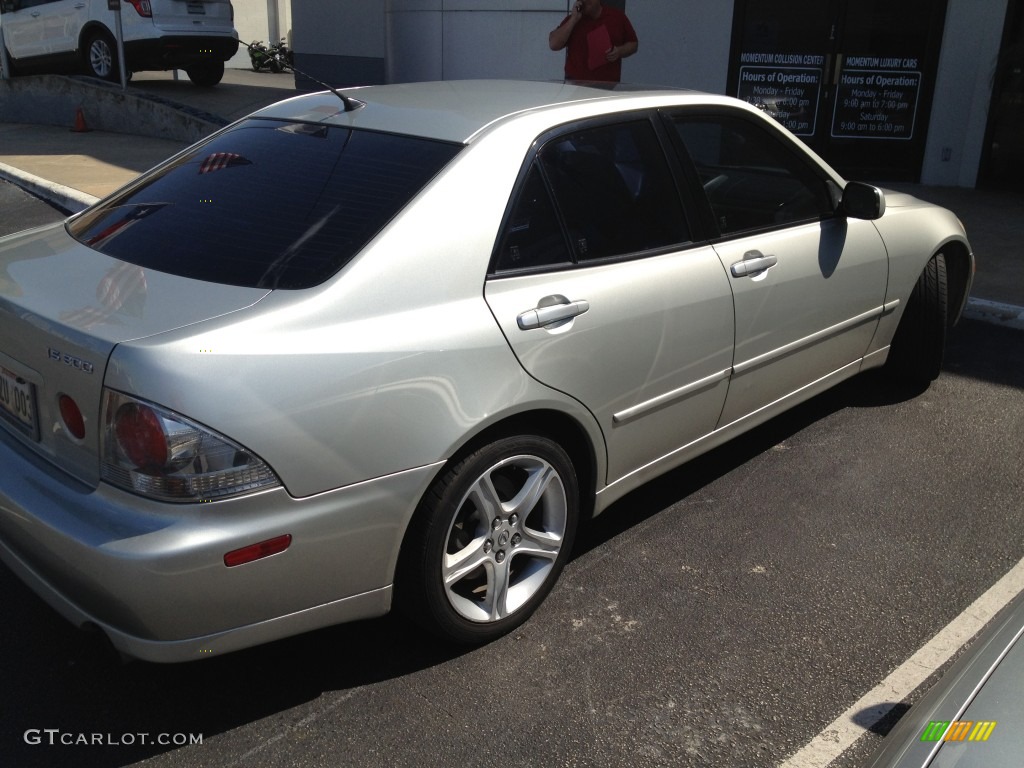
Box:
left=0, top=68, right=1022, bottom=324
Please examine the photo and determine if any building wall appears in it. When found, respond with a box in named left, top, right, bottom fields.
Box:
left=292, top=0, right=1008, bottom=187
left=291, top=0, right=385, bottom=87
left=386, top=0, right=564, bottom=83
left=621, top=1, right=734, bottom=94
left=923, top=0, right=1008, bottom=185
left=228, top=0, right=293, bottom=71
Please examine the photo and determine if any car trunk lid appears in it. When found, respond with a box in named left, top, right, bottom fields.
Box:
left=0, top=222, right=269, bottom=487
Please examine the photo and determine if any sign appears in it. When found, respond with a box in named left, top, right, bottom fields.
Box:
left=831, top=56, right=922, bottom=140
left=735, top=52, right=825, bottom=136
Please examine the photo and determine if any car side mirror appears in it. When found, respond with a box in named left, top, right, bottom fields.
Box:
left=841, top=181, right=885, bottom=220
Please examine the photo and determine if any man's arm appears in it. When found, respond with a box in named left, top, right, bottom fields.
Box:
left=549, top=7, right=582, bottom=51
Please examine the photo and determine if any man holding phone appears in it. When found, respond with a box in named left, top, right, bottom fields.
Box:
left=549, top=0, right=638, bottom=83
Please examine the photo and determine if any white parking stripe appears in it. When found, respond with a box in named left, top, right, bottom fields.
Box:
left=779, top=557, right=1024, bottom=768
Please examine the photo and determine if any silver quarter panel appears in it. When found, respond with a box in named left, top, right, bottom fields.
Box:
left=103, top=131, right=606, bottom=498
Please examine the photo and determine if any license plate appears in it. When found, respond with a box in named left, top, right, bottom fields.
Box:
left=187, top=1, right=206, bottom=14
left=0, top=365, right=37, bottom=439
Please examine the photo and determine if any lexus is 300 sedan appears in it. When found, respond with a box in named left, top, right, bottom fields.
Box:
left=0, top=80, right=973, bottom=662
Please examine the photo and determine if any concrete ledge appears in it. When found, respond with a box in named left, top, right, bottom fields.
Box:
left=0, top=74, right=225, bottom=143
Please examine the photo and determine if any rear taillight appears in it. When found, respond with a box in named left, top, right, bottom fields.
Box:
left=125, top=0, right=153, bottom=18
left=101, top=390, right=280, bottom=502
left=113, top=401, right=167, bottom=468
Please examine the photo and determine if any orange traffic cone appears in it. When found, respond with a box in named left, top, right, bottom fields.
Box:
left=71, top=107, right=91, bottom=133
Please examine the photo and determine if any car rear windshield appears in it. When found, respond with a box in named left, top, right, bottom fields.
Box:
left=67, top=119, right=462, bottom=289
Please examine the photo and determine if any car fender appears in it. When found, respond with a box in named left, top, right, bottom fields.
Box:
left=867, top=195, right=973, bottom=353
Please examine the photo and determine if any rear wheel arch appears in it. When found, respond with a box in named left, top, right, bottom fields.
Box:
left=429, top=410, right=600, bottom=523
left=78, top=23, right=119, bottom=80
left=393, top=410, right=600, bottom=643
left=79, top=23, right=114, bottom=55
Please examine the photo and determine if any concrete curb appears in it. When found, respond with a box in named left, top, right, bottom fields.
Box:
left=2, top=159, right=1023, bottom=335
left=0, top=161, right=97, bottom=214
left=963, top=298, right=1024, bottom=331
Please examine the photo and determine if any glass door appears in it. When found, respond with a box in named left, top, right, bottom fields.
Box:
left=728, top=0, right=949, bottom=181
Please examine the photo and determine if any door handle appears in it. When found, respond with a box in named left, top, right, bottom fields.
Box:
left=730, top=251, right=778, bottom=278
left=517, top=298, right=590, bottom=330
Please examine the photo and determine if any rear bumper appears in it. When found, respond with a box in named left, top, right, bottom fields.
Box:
left=124, top=35, right=239, bottom=69
left=0, top=426, right=439, bottom=663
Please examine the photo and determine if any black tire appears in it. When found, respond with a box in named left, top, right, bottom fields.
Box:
left=186, top=61, right=225, bottom=87
left=886, top=252, right=948, bottom=386
left=83, top=31, right=118, bottom=81
left=397, top=435, right=579, bottom=644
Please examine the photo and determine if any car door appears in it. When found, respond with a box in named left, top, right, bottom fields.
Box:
left=41, top=0, right=88, bottom=56
left=2, top=0, right=53, bottom=59
left=1, top=0, right=84, bottom=60
left=666, top=110, right=889, bottom=426
left=483, top=117, right=735, bottom=485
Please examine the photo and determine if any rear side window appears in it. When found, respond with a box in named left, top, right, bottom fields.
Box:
left=68, top=119, right=461, bottom=289
left=493, top=119, right=690, bottom=273
left=670, top=115, right=833, bottom=235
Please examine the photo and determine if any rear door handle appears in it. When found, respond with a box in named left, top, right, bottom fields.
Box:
left=517, top=298, right=590, bottom=330
left=730, top=251, right=778, bottom=277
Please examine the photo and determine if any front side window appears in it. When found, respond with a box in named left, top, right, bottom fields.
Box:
left=670, top=114, right=833, bottom=236
left=69, top=120, right=462, bottom=289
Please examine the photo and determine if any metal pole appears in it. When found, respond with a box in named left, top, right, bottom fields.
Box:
left=109, top=0, right=128, bottom=89
left=0, top=10, right=10, bottom=81
left=113, top=2, right=127, bottom=90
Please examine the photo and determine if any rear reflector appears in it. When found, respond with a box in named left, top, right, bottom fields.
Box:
left=224, top=534, right=292, bottom=567
left=58, top=395, right=86, bottom=440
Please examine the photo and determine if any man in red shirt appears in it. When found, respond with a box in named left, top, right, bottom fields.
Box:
left=548, top=0, right=638, bottom=83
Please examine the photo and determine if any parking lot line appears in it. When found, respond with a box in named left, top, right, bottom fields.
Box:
left=779, top=556, right=1024, bottom=768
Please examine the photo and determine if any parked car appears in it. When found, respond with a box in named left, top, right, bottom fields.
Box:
left=0, top=0, right=238, bottom=85
left=0, top=80, right=973, bottom=662
left=864, top=588, right=1024, bottom=767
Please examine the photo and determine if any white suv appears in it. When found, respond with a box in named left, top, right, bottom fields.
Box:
left=0, top=0, right=238, bottom=86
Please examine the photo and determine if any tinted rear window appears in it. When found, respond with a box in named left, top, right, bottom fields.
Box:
left=68, top=119, right=462, bottom=289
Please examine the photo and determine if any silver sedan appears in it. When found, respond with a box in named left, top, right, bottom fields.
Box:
left=0, top=80, right=973, bottom=661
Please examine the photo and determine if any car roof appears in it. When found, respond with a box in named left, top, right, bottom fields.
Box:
left=247, top=79, right=737, bottom=144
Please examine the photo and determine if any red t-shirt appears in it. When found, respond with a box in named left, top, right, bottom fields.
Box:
left=557, top=7, right=638, bottom=82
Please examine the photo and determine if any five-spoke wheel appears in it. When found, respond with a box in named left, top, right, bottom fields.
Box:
left=399, top=435, right=579, bottom=643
